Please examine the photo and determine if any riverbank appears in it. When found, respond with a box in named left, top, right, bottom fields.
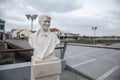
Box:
left=67, top=39, right=120, bottom=45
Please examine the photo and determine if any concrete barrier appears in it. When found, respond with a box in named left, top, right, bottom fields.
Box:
left=0, top=59, right=66, bottom=80
left=0, top=62, right=31, bottom=80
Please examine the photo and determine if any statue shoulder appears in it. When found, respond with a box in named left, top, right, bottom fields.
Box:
left=29, top=33, right=36, bottom=39
left=50, top=32, right=57, bottom=37
left=50, top=33, right=60, bottom=44
left=30, top=33, right=36, bottom=37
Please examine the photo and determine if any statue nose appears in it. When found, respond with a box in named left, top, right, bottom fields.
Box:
left=46, top=22, right=49, bottom=24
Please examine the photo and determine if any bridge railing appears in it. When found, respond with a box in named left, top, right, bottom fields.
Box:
left=0, top=42, right=67, bottom=59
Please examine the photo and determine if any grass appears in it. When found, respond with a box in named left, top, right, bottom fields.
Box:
left=67, top=39, right=120, bottom=45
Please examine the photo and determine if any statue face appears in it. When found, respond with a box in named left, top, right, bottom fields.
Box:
left=40, top=16, right=51, bottom=31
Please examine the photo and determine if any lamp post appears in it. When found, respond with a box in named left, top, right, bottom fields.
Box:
left=25, top=14, right=38, bottom=31
left=92, top=27, right=97, bottom=44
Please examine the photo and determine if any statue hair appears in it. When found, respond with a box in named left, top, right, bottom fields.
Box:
left=39, top=14, right=51, bottom=23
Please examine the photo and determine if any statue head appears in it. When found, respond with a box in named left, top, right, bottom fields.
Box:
left=39, top=15, right=51, bottom=32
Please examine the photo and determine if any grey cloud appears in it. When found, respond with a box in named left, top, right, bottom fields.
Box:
left=108, top=11, right=120, bottom=20
left=52, top=13, right=120, bottom=36
left=0, top=0, right=7, bottom=4
left=0, top=10, right=5, bottom=18
left=23, top=0, right=82, bottom=13
left=6, top=22, right=28, bottom=31
left=1, top=0, right=120, bottom=36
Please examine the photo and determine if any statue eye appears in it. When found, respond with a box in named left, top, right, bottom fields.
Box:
left=44, top=21, right=47, bottom=22
left=44, top=20, right=50, bottom=23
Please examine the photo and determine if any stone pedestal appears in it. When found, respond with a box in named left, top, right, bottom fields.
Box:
left=31, top=56, right=61, bottom=80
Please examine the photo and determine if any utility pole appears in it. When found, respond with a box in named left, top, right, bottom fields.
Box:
left=92, top=27, right=97, bottom=44
left=25, top=14, right=38, bottom=31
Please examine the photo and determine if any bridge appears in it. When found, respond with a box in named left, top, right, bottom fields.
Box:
left=0, top=40, right=120, bottom=80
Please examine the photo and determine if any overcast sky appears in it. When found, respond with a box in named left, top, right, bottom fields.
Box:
left=0, top=0, right=120, bottom=36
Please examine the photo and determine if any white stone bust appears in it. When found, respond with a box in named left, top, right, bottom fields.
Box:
left=29, top=15, right=60, bottom=61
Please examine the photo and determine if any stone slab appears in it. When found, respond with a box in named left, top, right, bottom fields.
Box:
left=65, top=56, right=92, bottom=66
left=104, top=67, right=120, bottom=80
left=67, top=59, right=116, bottom=80
left=32, top=55, right=59, bottom=64
left=31, top=56, right=61, bottom=79
left=35, top=74, right=60, bottom=80
left=0, top=62, right=31, bottom=80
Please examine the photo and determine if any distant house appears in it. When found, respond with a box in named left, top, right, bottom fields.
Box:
left=49, top=28, right=80, bottom=40
left=0, top=19, right=5, bottom=41
left=50, top=28, right=64, bottom=36
left=5, top=31, right=12, bottom=39
left=17, top=29, right=32, bottom=39
left=64, top=32, right=79, bottom=37
left=11, top=29, right=22, bottom=39
left=11, top=29, right=32, bottom=39
left=10, top=28, right=80, bottom=40
left=59, top=31, right=80, bottom=40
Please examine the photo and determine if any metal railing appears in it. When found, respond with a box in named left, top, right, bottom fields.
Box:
left=0, top=42, right=67, bottom=59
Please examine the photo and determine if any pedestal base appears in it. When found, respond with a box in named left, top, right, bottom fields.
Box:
left=31, top=56, right=61, bottom=80
left=35, top=74, right=60, bottom=80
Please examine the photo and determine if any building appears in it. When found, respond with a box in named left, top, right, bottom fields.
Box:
left=17, top=29, right=32, bottom=39
left=5, top=31, right=12, bottom=39
left=10, top=28, right=80, bottom=40
left=11, top=29, right=32, bottom=39
left=11, top=29, right=22, bottom=39
left=50, top=28, right=80, bottom=40
left=50, top=28, right=63, bottom=36
left=0, top=19, right=5, bottom=41
left=59, top=31, right=80, bottom=40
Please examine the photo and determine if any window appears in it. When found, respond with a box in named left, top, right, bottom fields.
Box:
left=21, top=34, right=25, bottom=36
left=0, top=25, right=4, bottom=30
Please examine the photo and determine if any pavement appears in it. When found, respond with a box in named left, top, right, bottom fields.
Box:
left=61, top=70, right=88, bottom=80
left=65, top=45, right=120, bottom=80
left=6, top=40, right=120, bottom=80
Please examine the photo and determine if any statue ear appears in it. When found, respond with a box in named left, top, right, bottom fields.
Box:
left=38, top=16, right=42, bottom=25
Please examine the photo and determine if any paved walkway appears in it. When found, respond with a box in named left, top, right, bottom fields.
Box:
left=65, top=45, right=120, bottom=80
left=61, top=70, right=88, bottom=80
left=6, top=40, right=120, bottom=80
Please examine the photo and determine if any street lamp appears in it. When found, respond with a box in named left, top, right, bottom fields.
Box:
left=91, top=27, right=97, bottom=44
left=25, top=14, right=38, bottom=31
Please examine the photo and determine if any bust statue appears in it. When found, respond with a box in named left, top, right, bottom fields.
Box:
left=29, top=15, right=60, bottom=61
